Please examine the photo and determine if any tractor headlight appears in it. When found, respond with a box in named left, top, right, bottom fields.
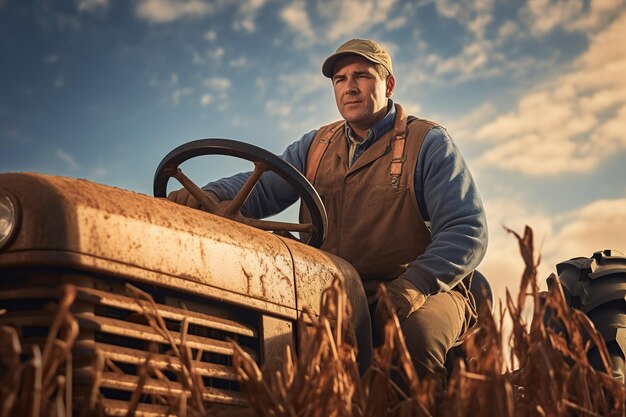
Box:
left=0, top=190, right=19, bottom=250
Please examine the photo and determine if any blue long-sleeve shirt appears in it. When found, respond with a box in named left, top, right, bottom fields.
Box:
left=204, top=102, right=488, bottom=295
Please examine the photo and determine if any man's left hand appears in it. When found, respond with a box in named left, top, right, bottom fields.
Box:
left=376, top=277, right=427, bottom=324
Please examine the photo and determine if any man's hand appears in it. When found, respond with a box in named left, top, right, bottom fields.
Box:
left=375, top=277, right=427, bottom=324
left=167, top=188, right=220, bottom=210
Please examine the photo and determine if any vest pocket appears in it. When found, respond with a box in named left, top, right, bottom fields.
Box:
left=366, top=185, right=408, bottom=210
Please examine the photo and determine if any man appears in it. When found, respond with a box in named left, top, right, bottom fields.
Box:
left=169, top=39, right=488, bottom=387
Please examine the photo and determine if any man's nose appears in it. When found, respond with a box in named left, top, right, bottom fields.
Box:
left=345, top=78, right=358, bottom=94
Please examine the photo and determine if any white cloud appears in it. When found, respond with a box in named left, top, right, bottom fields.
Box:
left=497, top=20, right=519, bottom=41
left=473, top=11, right=626, bottom=176
left=171, top=87, right=193, bottom=105
left=280, top=1, right=315, bottom=42
left=76, top=0, right=109, bottom=12
left=135, top=0, right=213, bottom=23
left=421, top=0, right=502, bottom=82
left=478, top=194, right=626, bottom=305
left=276, top=70, right=328, bottom=100
left=54, top=76, right=65, bottom=88
left=135, top=0, right=267, bottom=29
left=431, top=39, right=492, bottom=78
left=386, top=15, right=407, bottom=30
left=260, top=67, right=335, bottom=136
left=191, top=50, right=206, bottom=65
left=434, top=0, right=495, bottom=38
left=399, top=100, right=422, bottom=117
left=233, top=0, right=266, bottom=32
left=200, top=94, right=213, bottom=107
left=91, top=166, right=108, bottom=178
left=323, top=0, right=398, bottom=42
left=56, top=149, right=79, bottom=170
left=280, top=0, right=399, bottom=46
left=255, top=77, right=268, bottom=96
left=478, top=197, right=555, bottom=302
left=202, top=76, right=230, bottom=102
left=207, top=47, right=225, bottom=60
left=265, top=100, right=291, bottom=117
left=522, top=0, right=584, bottom=36
left=229, top=57, right=247, bottom=67
left=45, top=54, right=59, bottom=64
left=440, top=102, right=497, bottom=143
left=551, top=197, right=626, bottom=257
left=203, top=77, right=231, bottom=91
left=204, top=30, right=217, bottom=42
left=521, top=0, right=625, bottom=36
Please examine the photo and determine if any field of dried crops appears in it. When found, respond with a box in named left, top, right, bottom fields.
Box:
left=1, top=226, right=624, bottom=417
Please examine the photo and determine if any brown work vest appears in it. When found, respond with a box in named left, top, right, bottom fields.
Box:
left=302, top=104, right=437, bottom=297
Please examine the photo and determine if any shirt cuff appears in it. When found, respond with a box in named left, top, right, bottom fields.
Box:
left=401, top=264, right=442, bottom=296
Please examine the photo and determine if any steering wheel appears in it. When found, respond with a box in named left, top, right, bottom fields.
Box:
left=153, top=139, right=328, bottom=248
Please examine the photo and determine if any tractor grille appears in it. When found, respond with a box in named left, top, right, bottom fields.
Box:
left=0, top=268, right=260, bottom=415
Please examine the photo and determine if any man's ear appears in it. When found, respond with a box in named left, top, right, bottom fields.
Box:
left=386, top=74, right=396, bottom=98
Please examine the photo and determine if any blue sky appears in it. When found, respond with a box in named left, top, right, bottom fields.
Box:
left=2, top=0, right=626, bottom=301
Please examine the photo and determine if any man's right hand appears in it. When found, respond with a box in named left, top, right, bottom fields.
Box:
left=374, top=277, right=427, bottom=324
left=167, top=188, right=220, bottom=210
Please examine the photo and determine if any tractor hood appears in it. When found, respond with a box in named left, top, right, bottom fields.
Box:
left=0, top=173, right=360, bottom=319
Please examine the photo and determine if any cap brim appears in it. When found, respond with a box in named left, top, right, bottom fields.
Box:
left=321, top=51, right=384, bottom=78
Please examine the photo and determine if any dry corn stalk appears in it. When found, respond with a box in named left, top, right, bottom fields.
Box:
left=230, top=275, right=364, bottom=417
left=230, top=226, right=625, bottom=417
left=125, top=283, right=209, bottom=417
left=0, top=285, right=78, bottom=417
left=1, top=226, right=624, bottom=417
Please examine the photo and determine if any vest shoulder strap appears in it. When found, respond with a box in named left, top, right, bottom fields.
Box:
left=306, top=116, right=438, bottom=185
left=305, top=120, right=344, bottom=183
left=389, top=116, right=438, bottom=189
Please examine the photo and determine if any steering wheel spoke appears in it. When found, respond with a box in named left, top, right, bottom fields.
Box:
left=169, top=167, right=218, bottom=212
left=223, top=162, right=268, bottom=216
left=242, top=218, right=314, bottom=233
left=154, top=139, right=327, bottom=247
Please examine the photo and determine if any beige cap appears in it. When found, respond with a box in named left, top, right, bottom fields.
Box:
left=322, top=38, right=393, bottom=78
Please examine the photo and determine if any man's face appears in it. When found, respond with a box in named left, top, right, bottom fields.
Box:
left=332, top=55, right=395, bottom=135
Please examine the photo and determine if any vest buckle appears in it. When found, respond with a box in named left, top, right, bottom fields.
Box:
left=390, top=134, right=406, bottom=190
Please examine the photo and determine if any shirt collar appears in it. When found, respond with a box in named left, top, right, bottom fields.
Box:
left=345, top=99, right=396, bottom=146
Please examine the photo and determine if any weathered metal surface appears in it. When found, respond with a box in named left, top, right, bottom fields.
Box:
left=0, top=275, right=256, bottom=412
left=0, top=172, right=362, bottom=413
left=75, top=286, right=258, bottom=337
left=0, top=286, right=62, bottom=300
left=0, top=173, right=297, bottom=314
left=99, top=399, right=177, bottom=417
left=74, top=341, right=238, bottom=380
left=279, top=238, right=373, bottom=370
left=278, top=238, right=362, bottom=316
left=75, top=370, right=247, bottom=406
left=1, top=253, right=297, bottom=319
left=260, top=314, right=294, bottom=370
left=0, top=311, right=256, bottom=359
left=75, top=313, right=259, bottom=360
left=0, top=311, right=55, bottom=327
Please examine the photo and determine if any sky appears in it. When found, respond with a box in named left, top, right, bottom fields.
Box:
left=1, top=0, right=626, bottom=305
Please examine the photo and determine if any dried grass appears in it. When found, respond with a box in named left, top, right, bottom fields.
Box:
left=0, top=285, right=78, bottom=417
left=230, top=226, right=625, bottom=417
left=1, top=226, right=624, bottom=416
